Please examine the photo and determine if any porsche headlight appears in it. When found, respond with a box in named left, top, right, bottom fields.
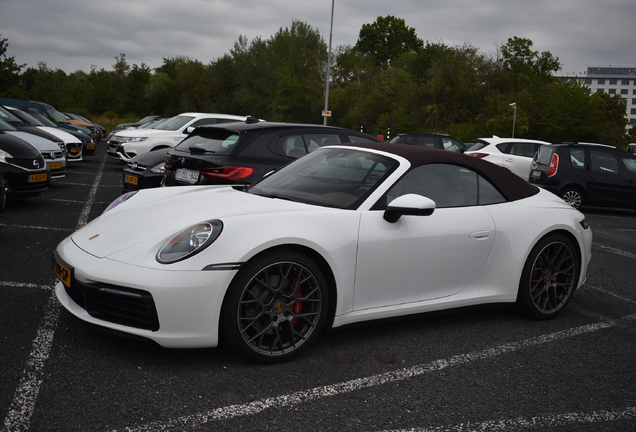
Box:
left=157, top=220, right=223, bottom=264
left=103, top=191, right=138, bottom=214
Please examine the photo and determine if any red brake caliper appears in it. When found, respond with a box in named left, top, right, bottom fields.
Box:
left=293, top=285, right=302, bottom=324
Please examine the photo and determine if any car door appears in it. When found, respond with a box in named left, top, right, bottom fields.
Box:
left=501, top=142, right=537, bottom=178
left=585, top=148, right=625, bottom=205
left=353, top=164, right=497, bottom=310
left=618, top=154, right=636, bottom=205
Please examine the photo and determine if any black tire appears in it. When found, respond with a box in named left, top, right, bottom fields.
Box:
left=560, top=188, right=584, bottom=209
left=220, top=249, right=328, bottom=363
left=516, top=234, right=579, bottom=319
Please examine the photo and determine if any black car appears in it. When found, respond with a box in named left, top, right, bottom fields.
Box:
left=529, top=143, right=636, bottom=210
left=161, top=120, right=384, bottom=188
left=122, top=148, right=169, bottom=193
left=0, top=172, right=5, bottom=217
left=389, top=132, right=469, bottom=153
left=0, top=129, right=50, bottom=197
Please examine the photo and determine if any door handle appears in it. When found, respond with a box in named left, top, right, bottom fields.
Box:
left=470, top=230, right=490, bottom=239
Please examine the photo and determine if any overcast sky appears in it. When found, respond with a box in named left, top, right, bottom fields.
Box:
left=1, top=0, right=634, bottom=77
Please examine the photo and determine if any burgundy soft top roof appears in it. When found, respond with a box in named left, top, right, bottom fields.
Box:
left=338, top=141, right=540, bottom=202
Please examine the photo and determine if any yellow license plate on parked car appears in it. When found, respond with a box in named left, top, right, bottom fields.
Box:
left=87, top=145, right=96, bottom=150
left=53, top=255, right=72, bottom=287
left=71, top=147, right=81, bottom=154
left=29, top=173, right=48, bottom=183
left=48, top=162, right=62, bottom=170
left=125, top=174, right=139, bottom=185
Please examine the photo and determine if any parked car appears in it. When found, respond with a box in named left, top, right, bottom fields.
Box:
left=0, top=123, right=50, bottom=196
left=465, top=136, right=551, bottom=179
left=53, top=141, right=591, bottom=363
left=64, top=112, right=106, bottom=140
left=389, top=132, right=470, bottom=153
left=122, top=148, right=170, bottom=193
left=3, top=107, right=86, bottom=162
left=0, top=98, right=93, bottom=138
left=161, top=120, right=383, bottom=189
left=108, top=113, right=254, bottom=162
left=628, top=143, right=636, bottom=154
left=26, top=111, right=93, bottom=160
left=529, top=142, right=636, bottom=210
left=0, top=117, right=66, bottom=178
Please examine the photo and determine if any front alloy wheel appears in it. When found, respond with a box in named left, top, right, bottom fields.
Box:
left=561, top=188, right=583, bottom=209
left=517, top=234, right=579, bottom=319
left=221, top=249, right=328, bottom=363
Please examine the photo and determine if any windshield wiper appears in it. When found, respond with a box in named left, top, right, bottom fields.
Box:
left=188, top=146, right=215, bottom=154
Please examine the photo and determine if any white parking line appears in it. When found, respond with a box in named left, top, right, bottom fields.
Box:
left=0, top=282, right=51, bottom=291
left=1, top=154, right=106, bottom=432
left=378, top=406, right=636, bottom=432
left=594, top=244, right=636, bottom=260
left=0, top=223, right=73, bottom=231
left=110, top=317, right=634, bottom=432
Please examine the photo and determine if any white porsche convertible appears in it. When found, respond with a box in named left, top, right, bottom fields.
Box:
left=53, top=142, right=592, bottom=363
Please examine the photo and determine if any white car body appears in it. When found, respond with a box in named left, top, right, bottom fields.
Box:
left=107, top=113, right=253, bottom=162
left=54, top=144, right=592, bottom=359
left=466, top=136, right=551, bottom=179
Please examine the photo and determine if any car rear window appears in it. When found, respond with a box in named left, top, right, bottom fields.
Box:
left=534, top=145, right=555, bottom=166
left=175, top=129, right=241, bottom=155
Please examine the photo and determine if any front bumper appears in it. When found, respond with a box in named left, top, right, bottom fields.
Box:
left=54, top=239, right=238, bottom=348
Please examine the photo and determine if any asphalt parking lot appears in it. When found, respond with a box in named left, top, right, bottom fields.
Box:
left=1, top=143, right=635, bottom=432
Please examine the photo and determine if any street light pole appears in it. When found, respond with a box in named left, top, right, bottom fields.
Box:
left=323, top=0, right=335, bottom=125
left=510, top=102, right=517, bottom=138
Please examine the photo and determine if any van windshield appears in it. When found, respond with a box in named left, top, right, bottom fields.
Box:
left=46, top=108, right=70, bottom=124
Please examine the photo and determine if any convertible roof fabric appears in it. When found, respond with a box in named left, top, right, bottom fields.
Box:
left=338, top=141, right=540, bottom=202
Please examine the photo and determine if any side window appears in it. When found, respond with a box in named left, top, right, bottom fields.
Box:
left=278, top=135, right=306, bottom=158
left=496, top=143, right=512, bottom=154
left=347, top=134, right=376, bottom=143
left=386, top=164, right=478, bottom=208
left=302, top=134, right=342, bottom=152
left=569, top=148, right=585, bottom=170
left=403, top=135, right=419, bottom=145
left=511, top=143, right=536, bottom=157
left=590, top=150, right=620, bottom=175
left=441, top=137, right=464, bottom=152
left=189, top=118, right=218, bottom=128
left=421, top=136, right=437, bottom=148
left=620, top=156, right=636, bottom=174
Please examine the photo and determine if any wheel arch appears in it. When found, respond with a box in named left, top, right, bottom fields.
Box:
left=558, top=183, right=586, bottom=200
left=221, top=243, right=339, bottom=329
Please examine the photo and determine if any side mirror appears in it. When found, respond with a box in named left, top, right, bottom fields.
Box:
left=383, top=194, right=436, bottom=223
left=186, top=126, right=195, bottom=134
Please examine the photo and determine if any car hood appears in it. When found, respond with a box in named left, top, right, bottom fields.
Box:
left=0, top=132, right=41, bottom=158
left=72, top=186, right=318, bottom=259
left=114, top=128, right=182, bottom=139
left=5, top=131, right=59, bottom=151
left=38, top=126, right=81, bottom=144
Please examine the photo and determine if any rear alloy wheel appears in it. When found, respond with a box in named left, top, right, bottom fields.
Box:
left=221, top=249, right=328, bottom=363
left=560, top=188, right=583, bottom=209
left=516, top=234, right=579, bottom=319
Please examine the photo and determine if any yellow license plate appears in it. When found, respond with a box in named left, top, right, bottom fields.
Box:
left=48, top=162, right=62, bottom=170
left=87, top=145, right=96, bottom=150
left=29, top=173, right=48, bottom=183
left=125, top=174, right=139, bottom=185
left=71, top=147, right=81, bottom=154
left=53, top=255, right=72, bottom=287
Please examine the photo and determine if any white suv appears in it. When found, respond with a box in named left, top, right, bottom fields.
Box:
left=465, top=136, right=551, bottom=179
left=107, top=113, right=252, bottom=162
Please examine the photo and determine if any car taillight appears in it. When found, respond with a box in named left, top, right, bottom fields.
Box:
left=200, top=165, right=256, bottom=180
left=469, top=153, right=489, bottom=159
left=548, top=153, right=559, bottom=177
left=164, top=161, right=173, bottom=170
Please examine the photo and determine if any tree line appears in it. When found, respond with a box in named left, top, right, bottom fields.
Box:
left=1, top=17, right=633, bottom=146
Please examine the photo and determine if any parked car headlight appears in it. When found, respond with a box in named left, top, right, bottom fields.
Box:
left=150, top=162, right=166, bottom=174
left=128, top=137, right=147, bottom=142
left=0, top=149, right=12, bottom=164
left=157, top=220, right=223, bottom=264
left=103, top=191, right=138, bottom=213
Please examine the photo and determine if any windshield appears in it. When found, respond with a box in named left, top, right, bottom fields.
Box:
left=153, top=115, right=194, bottom=131
left=30, top=112, right=57, bottom=127
left=175, top=129, right=241, bottom=155
left=46, top=108, right=70, bottom=124
left=11, top=110, right=44, bottom=126
left=0, top=106, right=23, bottom=123
left=0, top=118, right=17, bottom=131
left=249, top=147, right=397, bottom=209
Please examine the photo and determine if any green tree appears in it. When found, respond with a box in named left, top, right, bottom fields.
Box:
left=0, top=36, right=25, bottom=97
left=356, top=16, right=423, bottom=68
